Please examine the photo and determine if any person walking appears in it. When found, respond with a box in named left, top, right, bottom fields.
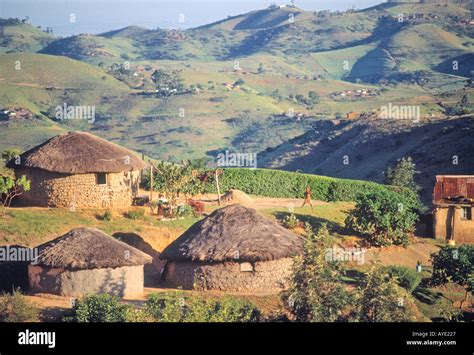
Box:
left=301, top=185, right=313, bottom=209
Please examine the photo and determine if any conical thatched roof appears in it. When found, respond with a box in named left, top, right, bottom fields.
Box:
left=221, top=189, right=254, bottom=205
left=160, top=205, right=304, bottom=262
left=7, top=131, right=146, bottom=174
left=35, top=228, right=152, bottom=269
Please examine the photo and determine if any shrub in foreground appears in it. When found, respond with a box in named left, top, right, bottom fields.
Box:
left=431, top=245, right=474, bottom=309
left=345, top=189, right=419, bottom=247
left=69, top=294, right=129, bottom=322
left=0, top=289, right=39, bottom=322
left=126, top=209, right=145, bottom=220
left=281, top=224, right=350, bottom=322
left=145, top=292, right=260, bottom=322
left=357, top=265, right=418, bottom=322
left=383, top=265, right=422, bottom=293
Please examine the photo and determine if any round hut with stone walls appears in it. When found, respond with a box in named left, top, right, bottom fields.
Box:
left=29, top=228, right=152, bottom=297
left=6, top=131, right=147, bottom=208
left=159, top=204, right=304, bottom=292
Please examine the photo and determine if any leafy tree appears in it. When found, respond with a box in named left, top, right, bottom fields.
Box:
left=271, top=89, right=282, bottom=101
left=234, top=79, right=245, bottom=86
left=69, top=294, right=129, bottom=322
left=151, top=69, right=184, bottom=96
left=282, top=224, right=350, bottom=322
left=431, top=245, right=474, bottom=309
left=445, top=95, right=472, bottom=116
left=0, top=175, right=30, bottom=208
left=295, top=94, right=305, bottom=103
left=142, top=160, right=212, bottom=212
left=1, top=148, right=20, bottom=163
left=384, top=157, right=420, bottom=194
left=308, top=91, right=319, bottom=103
left=145, top=292, right=260, bottom=322
left=357, top=265, right=417, bottom=322
left=345, top=189, right=418, bottom=247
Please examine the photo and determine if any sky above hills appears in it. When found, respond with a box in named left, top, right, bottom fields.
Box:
left=0, top=0, right=383, bottom=36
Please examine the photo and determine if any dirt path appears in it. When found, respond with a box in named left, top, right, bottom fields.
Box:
left=25, top=294, right=72, bottom=322
left=195, top=193, right=328, bottom=210
left=137, top=189, right=328, bottom=211
left=365, top=240, right=440, bottom=268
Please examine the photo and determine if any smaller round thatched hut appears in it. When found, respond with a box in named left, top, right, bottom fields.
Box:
left=160, top=205, right=304, bottom=292
left=221, top=189, right=253, bottom=206
left=29, top=228, right=152, bottom=297
left=7, top=131, right=147, bottom=208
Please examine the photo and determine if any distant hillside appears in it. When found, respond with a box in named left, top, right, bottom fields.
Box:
left=0, top=19, right=55, bottom=53
left=199, top=6, right=306, bottom=30
left=345, top=23, right=474, bottom=83
left=0, top=52, right=129, bottom=114
left=259, top=114, right=474, bottom=205
left=100, top=25, right=150, bottom=39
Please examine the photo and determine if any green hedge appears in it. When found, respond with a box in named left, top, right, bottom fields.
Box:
left=383, top=265, right=423, bottom=293
left=216, top=168, right=411, bottom=202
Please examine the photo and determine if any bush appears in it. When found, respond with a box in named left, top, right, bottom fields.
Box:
left=175, top=204, right=194, bottom=218
left=384, top=157, right=420, bottom=194
left=0, top=175, right=31, bottom=207
left=0, top=289, right=39, bottom=322
left=203, top=296, right=260, bottom=322
left=99, top=210, right=112, bottom=221
left=123, top=307, right=154, bottom=322
left=383, top=266, right=422, bottom=293
left=282, top=213, right=299, bottom=229
left=70, top=294, right=129, bottom=322
left=126, top=209, right=145, bottom=220
left=145, top=292, right=188, bottom=322
left=145, top=292, right=260, bottom=322
left=281, top=224, right=350, bottom=322
left=357, top=266, right=418, bottom=322
left=431, top=245, right=473, bottom=309
left=214, top=168, right=411, bottom=203
left=345, top=189, right=419, bottom=247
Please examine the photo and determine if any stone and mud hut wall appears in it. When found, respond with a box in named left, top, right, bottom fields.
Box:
left=163, top=258, right=294, bottom=292
left=15, top=167, right=140, bottom=208
left=28, top=265, right=145, bottom=297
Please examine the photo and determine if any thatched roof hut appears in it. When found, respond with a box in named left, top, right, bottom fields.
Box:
left=160, top=205, right=304, bottom=292
left=7, top=131, right=146, bottom=174
left=29, top=228, right=152, bottom=297
left=7, top=131, right=146, bottom=208
left=221, top=189, right=254, bottom=206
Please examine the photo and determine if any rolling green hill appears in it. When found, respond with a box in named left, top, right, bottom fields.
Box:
left=199, top=6, right=308, bottom=30
left=0, top=19, right=55, bottom=53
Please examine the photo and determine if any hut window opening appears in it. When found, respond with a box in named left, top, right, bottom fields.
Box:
left=461, top=207, right=472, bottom=220
left=96, top=173, right=107, bottom=185
left=240, top=262, right=253, bottom=272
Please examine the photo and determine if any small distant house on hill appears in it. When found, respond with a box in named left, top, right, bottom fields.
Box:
left=29, top=228, right=152, bottom=297
left=160, top=204, right=304, bottom=292
left=346, top=111, right=360, bottom=120
left=0, top=107, right=33, bottom=121
left=433, top=175, right=474, bottom=243
left=7, top=131, right=146, bottom=208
